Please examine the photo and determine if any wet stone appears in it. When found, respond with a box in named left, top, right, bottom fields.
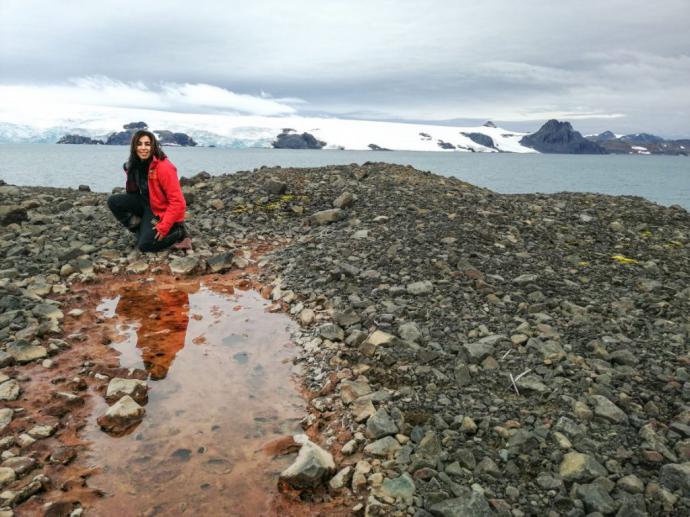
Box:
left=6, top=342, right=48, bottom=364
left=1, top=456, right=36, bottom=476
left=279, top=435, right=335, bottom=489
left=169, top=256, right=200, bottom=275
left=97, top=395, right=145, bottom=434
left=0, top=468, right=16, bottom=489
left=106, top=378, right=148, bottom=404
left=0, top=409, right=12, bottom=431
left=0, top=380, right=20, bottom=401
left=27, top=424, right=55, bottom=439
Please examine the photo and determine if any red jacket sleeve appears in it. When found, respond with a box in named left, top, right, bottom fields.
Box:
left=155, top=161, right=186, bottom=237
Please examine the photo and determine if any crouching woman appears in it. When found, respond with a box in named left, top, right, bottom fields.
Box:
left=107, top=130, right=190, bottom=252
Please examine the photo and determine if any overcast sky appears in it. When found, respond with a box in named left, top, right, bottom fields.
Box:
left=1, top=0, right=689, bottom=136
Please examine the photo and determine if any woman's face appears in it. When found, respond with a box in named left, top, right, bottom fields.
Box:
left=136, top=135, right=152, bottom=160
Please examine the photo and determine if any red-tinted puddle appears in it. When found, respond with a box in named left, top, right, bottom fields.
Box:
left=85, top=279, right=311, bottom=516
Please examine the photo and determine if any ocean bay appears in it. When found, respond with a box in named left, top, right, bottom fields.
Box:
left=1, top=143, right=688, bottom=209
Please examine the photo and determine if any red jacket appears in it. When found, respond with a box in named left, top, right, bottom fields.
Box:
left=124, top=157, right=186, bottom=237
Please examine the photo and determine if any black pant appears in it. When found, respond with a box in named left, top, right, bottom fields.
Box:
left=107, top=193, right=184, bottom=252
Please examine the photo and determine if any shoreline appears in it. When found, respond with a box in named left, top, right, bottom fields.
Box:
left=1, top=163, right=689, bottom=515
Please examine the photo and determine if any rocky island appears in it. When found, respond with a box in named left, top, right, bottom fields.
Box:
left=0, top=163, right=689, bottom=515
left=57, top=122, right=197, bottom=147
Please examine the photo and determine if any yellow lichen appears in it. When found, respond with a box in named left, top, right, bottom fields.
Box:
left=611, top=255, right=640, bottom=265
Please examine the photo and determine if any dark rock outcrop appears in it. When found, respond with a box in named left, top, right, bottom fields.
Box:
left=272, top=131, right=326, bottom=149
left=123, top=122, right=148, bottom=130
left=105, top=123, right=196, bottom=146
left=368, top=144, right=391, bottom=151
left=483, top=120, right=497, bottom=128
left=437, top=140, right=456, bottom=150
left=56, top=135, right=104, bottom=145
left=462, top=132, right=496, bottom=149
left=154, top=130, right=197, bottom=147
left=520, top=120, right=606, bottom=154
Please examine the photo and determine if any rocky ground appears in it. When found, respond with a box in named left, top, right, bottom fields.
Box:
left=1, top=162, right=689, bottom=516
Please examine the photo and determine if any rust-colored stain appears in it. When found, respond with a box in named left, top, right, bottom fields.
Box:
left=11, top=244, right=355, bottom=516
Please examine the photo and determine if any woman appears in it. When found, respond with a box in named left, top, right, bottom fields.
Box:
left=107, top=130, right=190, bottom=252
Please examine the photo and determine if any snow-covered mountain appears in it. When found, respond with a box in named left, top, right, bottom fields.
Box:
left=0, top=108, right=534, bottom=152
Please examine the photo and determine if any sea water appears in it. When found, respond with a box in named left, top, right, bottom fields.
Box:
left=1, top=144, right=688, bottom=209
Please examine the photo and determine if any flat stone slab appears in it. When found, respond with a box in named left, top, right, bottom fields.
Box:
left=6, top=342, right=48, bottom=364
left=0, top=380, right=20, bottom=401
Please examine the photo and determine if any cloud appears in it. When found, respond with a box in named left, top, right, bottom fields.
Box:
left=0, top=76, right=299, bottom=120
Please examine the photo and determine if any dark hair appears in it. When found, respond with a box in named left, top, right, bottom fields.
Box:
left=127, top=130, right=167, bottom=170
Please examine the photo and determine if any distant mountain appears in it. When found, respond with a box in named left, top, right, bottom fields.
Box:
left=587, top=130, right=688, bottom=155
left=620, top=133, right=665, bottom=145
left=520, top=120, right=606, bottom=154
left=591, top=130, right=617, bottom=143
left=2, top=114, right=686, bottom=155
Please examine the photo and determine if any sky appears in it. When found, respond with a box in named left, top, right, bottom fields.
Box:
left=1, top=0, right=689, bottom=137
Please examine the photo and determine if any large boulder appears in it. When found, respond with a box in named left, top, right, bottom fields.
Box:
left=520, top=120, right=606, bottom=154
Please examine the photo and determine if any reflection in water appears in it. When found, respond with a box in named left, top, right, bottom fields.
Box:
left=115, top=285, right=196, bottom=380
left=89, top=281, right=309, bottom=516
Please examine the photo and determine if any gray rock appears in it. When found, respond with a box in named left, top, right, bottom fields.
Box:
left=559, top=452, right=607, bottom=482
left=0, top=408, right=12, bottom=431
left=407, top=280, right=433, bottom=295
left=169, top=256, right=200, bottom=275
left=106, top=378, right=148, bottom=404
left=0, top=467, right=16, bottom=488
left=463, top=341, right=494, bottom=363
left=333, top=192, right=354, bottom=209
left=310, top=208, right=345, bottom=225
left=279, top=434, right=335, bottom=489
left=329, top=466, right=352, bottom=490
left=366, top=408, right=399, bottom=439
left=659, top=462, right=690, bottom=495
left=591, top=395, right=628, bottom=424
left=207, top=252, right=235, bottom=273
left=430, top=491, right=492, bottom=517
left=398, top=322, right=422, bottom=343
left=6, top=342, right=47, bottom=364
left=576, top=482, right=617, bottom=514
left=453, top=363, right=472, bottom=386
left=319, top=323, right=344, bottom=341
left=0, top=379, right=20, bottom=401
left=513, top=273, right=538, bottom=284
left=340, top=379, right=372, bottom=404
left=364, top=436, right=401, bottom=457
left=97, top=395, right=145, bottom=434
left=375, top=473, right=416, bottom=504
